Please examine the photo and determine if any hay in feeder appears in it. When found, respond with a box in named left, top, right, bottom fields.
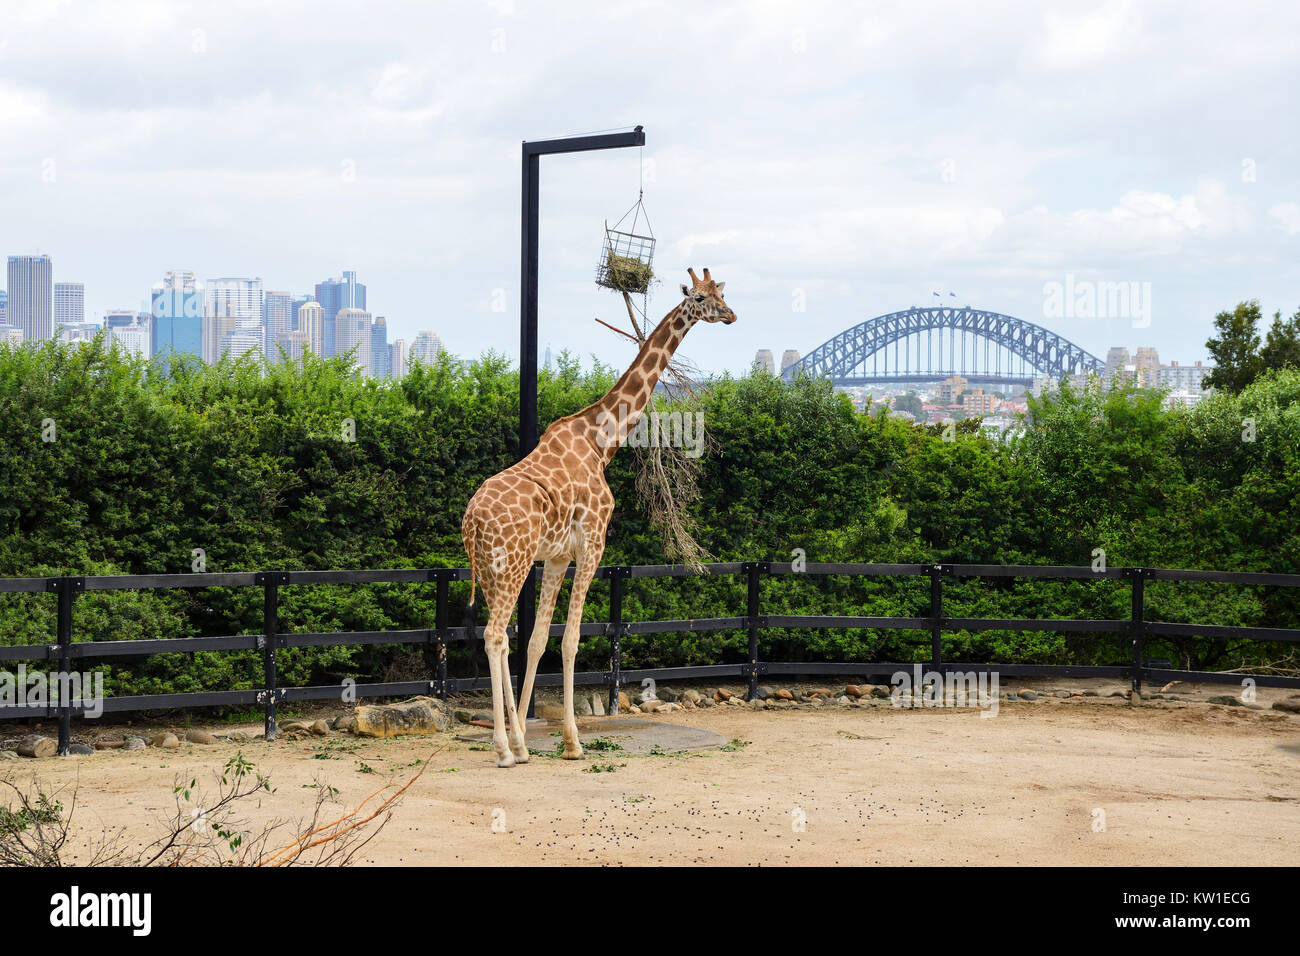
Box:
left=602, top=250, right=655, bottom=295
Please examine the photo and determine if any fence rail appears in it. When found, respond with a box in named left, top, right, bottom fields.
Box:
left=2, top=562, right=1298, bottom=755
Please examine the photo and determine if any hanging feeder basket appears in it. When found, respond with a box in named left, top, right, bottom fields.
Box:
left=596, top=195, right=656, bottom=295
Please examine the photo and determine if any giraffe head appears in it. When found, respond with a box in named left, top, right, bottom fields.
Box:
left=680, top=267, right=736, bottom=324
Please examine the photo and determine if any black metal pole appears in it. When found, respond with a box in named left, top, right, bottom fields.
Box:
left=55, top=578, right=76, bottom=756
left=608, top=568, right=625, bottom=715
left=929, top=565, right=944, bottom=673
left=1130, top=568, right=1146, bottom=697
left=746, top=563, right=762, bottom=700
left=435, top=571, right=449, bottom=700
left=516, top=126, right=645, bottom=716
left=262, top=575, right=279, bottom=740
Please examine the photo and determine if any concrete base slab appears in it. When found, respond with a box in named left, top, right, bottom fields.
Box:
left=456, top=716, right=728, bottom=755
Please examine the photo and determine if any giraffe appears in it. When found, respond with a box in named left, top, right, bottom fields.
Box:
left=462, top=267, right=737, bottom=767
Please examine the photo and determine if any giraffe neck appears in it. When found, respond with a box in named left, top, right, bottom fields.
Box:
left=584, top=301, right=697, bottom=464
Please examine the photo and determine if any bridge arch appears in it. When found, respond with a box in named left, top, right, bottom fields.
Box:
left=781, top=306, right=1104, bottom=387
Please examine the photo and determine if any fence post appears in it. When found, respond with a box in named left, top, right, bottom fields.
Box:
left=48, top=576, right=82, bottom=756
left=928, top=565, right=945, bottom=673
left=743, top=562, right=768, bottom=700
left=433, top=570, right=450, bottom=700
left=607, top=567, right=627, bottom=715
left=257, top=572, right=286, bottom=741
left=1127, top=567, right=1147, bottom=696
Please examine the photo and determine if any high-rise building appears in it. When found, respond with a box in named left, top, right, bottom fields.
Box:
left=938, top=375, right=968, bottom=405
left=370, top=316, right=390, bottom=378
left=54, top=282, right=84, bottom=331
left=1133, top=347, right=1161, bottom=388
left=204, top=277, right=263, bottom=362
left=314, top=271, right=365, bottom=359
left=1159, top=360, right=1213, bottom=392
left=410, top=330, right=444, bottom=367
left=754, top=349, right=776, bottom=374
left=262, top=290, right=294, bottom=361
left=390, top=338, right=409, bottom=378
left=0, top=289, right=7, bottom=325
left=297, top=301, right=325, bottom=356
left=334, top=308, right=372, bottom=371
left=109, top=321, right=151, bottom=359
left=1104, top=347, right=1130, bottom=381
left=151, top=271, right=203, bottom=369
left=7, top=255, right=53, bottom=342
left=1, top=325, right=22, bottom=346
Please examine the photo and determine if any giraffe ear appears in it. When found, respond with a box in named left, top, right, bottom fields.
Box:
left=715, top=282, right=725, bottom=293
left=680, top=284, right=691, bottom=297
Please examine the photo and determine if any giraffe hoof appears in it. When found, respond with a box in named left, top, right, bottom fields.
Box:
left=511, top=747, right=530, bottom=764
left=561, top=746, right=583, bottom=760
left=496, top=751, right=516, bottom=768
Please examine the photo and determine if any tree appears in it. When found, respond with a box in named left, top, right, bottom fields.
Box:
left=1204, top=300, right=1264, bottom=394
left=1261, top=307, right=1300, bottom=373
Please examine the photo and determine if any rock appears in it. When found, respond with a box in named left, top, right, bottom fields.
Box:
left=150, top=733, right=180, bottom=749
left=95, top=740, right=125, bottom=750
left=1017, top=690, right=1038, bottom=701
left=590, top=692, right=606, bottom=716
left=870, top=686, right=891, bottom=699
left=227, top=730, right=252, bottom=743
left=278, top=721, right=310, bottom=733
left=18, top=736, right=57, bottom=758
left=1006, top=693, right=1020, bottom=701
left=714, top=689, right=732, bottom=702
left=727, top=696, right=744, bottom=706
left=774, top=688, right=794, bottom=701
left=749, top=698, right=766, bottom=710
left=1107, top=691, right=1126, bottom=698
left=658, top=686, right=680, bottom=702
left=68, top=743, right=93, bottom=756
left=353, top=696, right=452, bottom=737
left=536, top=702, right=565, bottom=720
left=1272, top=700, right=1300, bottom=714
left=660, top=702, right=681, bottom=712
left=310, top=720, right=330, bottom=736
left=640, top=699, right=661, bottom=713
left=1055, top=690, right=1072, bottom=699
left=1082, top=690, right=1099, bottom=697
left=1207, top=695, right=1243, bottom=707
left=0, top=750, right=16, bottom=760
left=187, top=729, right=219, bottom=745
left=843, top=685, right=864, bottom=698
left=125, top=736, right=146, bottom=751
left=574, top=696, right=593, bottom=717
left=472, top=711, right=491, bottom=723
left=618, top=692, right=630, bottom=711
left=812, top=687, right=833, bottom=697
left=697, top=696, right=715, bottom=708
left=331, top=714, right=356, bottom=729
left=837, top=695, right=851, bottom=705
left=629, top=704, right=641, bottom=714
left=756, top=685, right=774, bottom=700
left=684, top=689, right=702, bottom=704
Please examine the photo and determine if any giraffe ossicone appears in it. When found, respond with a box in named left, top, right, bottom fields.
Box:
left=461, top=267, right=737, bottom=767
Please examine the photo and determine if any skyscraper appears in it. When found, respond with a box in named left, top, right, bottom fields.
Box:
left=390, top=338, right=409, bottom=378
left=151, top=271, right=203, bottom=369
left=334, top=308, right=372, bottom=372
left=410, top=330, right=444, bottom=367
left=297, top=301, right=325, bottom=356
left=54, top=282, right=84, bottom=331
left=262, top=290, right=293, bottom=361
left=314, top=271, right=365, bottom=358
left=370, top=316, right=390, bottom=378
left=7, top=255, right=53, bottom=342
left=204, top=277, right=263, bottom=362
left=0, top=289, right=7, bottom=326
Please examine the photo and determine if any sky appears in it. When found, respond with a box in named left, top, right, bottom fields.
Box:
left=2, top=0, right=1298, bottom=376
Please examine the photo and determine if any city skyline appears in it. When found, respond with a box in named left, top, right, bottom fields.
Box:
left=0, top=2, right=1296, bottom=377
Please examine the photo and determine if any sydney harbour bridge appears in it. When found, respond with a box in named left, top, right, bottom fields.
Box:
left=781, top=306, right=1104, bottom=388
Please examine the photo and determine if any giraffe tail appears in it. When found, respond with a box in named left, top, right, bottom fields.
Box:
left=463, top=512, right=480, bottom=607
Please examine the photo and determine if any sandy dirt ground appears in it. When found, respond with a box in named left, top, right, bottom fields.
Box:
left=5, top=679, right=1299, bottom=866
